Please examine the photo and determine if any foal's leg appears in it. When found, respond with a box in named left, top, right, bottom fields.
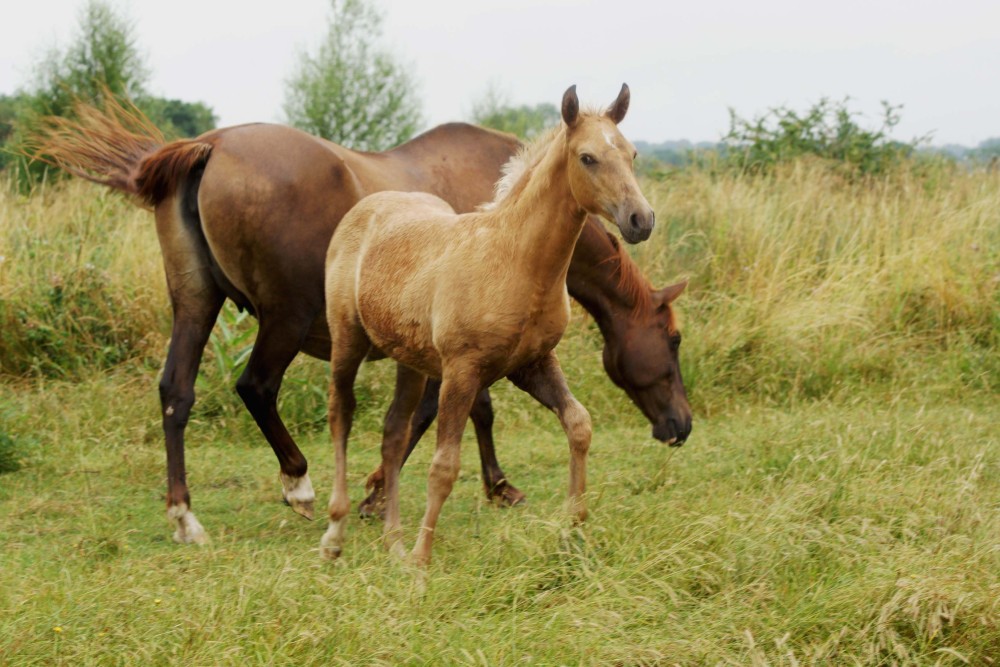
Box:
left=410, top=368, right=482, bottom=566
left=319, top=323, right=371, bottom=560
left=508, top=352, right=592, bottom=522
left=235, top=314, right=317, bottom=519
left=359, top=381, right=525, bottom=517
left=380, top=364, right=428, bottom=558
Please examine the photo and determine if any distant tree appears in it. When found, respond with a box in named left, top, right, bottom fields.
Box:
left=0, top=94, right=23, bottom=171
left=3, top=0, right=216, bottom=187
left=282, top=0, right=421, bottom=150
left=470, top=86, right=559, bottom=140
left=5, top=0, right=150, bottom=186
left=30, top=0, right=149, bottom=115
left=139, top=97, right=217, bottom=138
left=971, top=137, right=1000, bottom=163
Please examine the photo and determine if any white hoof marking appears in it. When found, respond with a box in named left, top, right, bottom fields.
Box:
left=319, top=519, right=346, bottom=560
left=167, top=503, right=209, bottom=545
left=281, top=472, right=316, bottom=519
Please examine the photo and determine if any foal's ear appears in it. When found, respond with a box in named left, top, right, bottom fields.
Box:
left=562, top=85, right=579, bottom=127
left=606, top=83, right=630, bottom=125
left=653, top=279, right=688, bottom=306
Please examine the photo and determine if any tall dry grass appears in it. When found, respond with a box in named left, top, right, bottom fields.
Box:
left=0, top=177, right=168, bottom=376
left=1, top=161, right=997, bottom=402
left=637, top=161, right=1000, bottom=409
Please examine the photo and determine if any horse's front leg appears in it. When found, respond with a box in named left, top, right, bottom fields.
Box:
left=469, top=388, right=526, bottom=507
left=410, top=367, right=482, bottom=566
left=508, top=352, right=592, bottom=522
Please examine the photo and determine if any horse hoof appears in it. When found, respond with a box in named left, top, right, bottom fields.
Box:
left=319, top=521, right=346, bottom=560
left=167, top=504, right=210, bottom=545
left=280, top=472, right=316, bottom=520
left=387, top=540, right=407, bottom=561
left=487, top=482, right=527, bottom=508
left=358, top=491, right=387, bottom=520
left=290, top=500, right=314, bottom=521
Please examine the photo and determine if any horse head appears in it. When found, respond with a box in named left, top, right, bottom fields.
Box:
left=561, top=83, right=655, bottom=244
left=601, top=280, right=692, bottom=445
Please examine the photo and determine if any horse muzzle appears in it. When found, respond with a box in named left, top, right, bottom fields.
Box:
left=652, top=415, right=691, bottom=446
left=617, top=207, right=655, bottom=244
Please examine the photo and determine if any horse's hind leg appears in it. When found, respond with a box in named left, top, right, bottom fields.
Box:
left=380, top=364, right=427, bottom=558
left=235, top=315, right=318, bottom=519
left=358, top=380, right=525, bottom=517
left=469, top=389, right=526, bottom=507
left=358, top=377, right=442, bottom=519
left=508, top=352, right=592, bottom=522
left=155, top=198, right=225, bottom=544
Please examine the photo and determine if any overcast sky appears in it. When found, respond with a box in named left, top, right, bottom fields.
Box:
left=2, top=0, right=998, bottom=146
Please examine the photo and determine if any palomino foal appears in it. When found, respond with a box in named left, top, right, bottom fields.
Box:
left=321, top=84, right=654, bottom=565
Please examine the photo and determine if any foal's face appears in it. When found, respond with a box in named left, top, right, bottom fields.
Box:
left=561, top=84, right=655, bottom=244
left=602, top=281, right=692, bottom=445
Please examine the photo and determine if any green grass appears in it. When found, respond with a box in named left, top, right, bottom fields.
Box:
left=1, top=365, right=998, bottom=665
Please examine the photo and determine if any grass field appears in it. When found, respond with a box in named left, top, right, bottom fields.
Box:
left=1, top=164, right=998, bottom=664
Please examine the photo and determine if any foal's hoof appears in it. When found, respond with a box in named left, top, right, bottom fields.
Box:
left=486, top=480, right=527, bottom=508
left=319, top=520, right=346, bottom=560
left=320, top=544, right=342, bottom=560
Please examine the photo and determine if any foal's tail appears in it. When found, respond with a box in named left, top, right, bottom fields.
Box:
left=28, top=94, right=213, bottom=207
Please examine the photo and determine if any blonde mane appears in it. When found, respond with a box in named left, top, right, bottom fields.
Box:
left=478, top=125, right=563, bottom=211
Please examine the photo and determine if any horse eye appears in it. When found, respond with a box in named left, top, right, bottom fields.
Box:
left=580, top=154, right=597, bottom=166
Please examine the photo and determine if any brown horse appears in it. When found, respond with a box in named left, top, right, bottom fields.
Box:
left=33, top=95, right=689, bottom=546
left=320, top=84, right=658, bottom=565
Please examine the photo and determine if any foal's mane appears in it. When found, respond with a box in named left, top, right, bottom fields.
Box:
left=479, top=125, right=562, bottom=211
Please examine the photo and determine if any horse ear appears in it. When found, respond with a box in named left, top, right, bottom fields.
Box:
left=654, top=279, right=688, bottom=306
left=562, top=85, right=579, bottom=127
left=606, top=83, right=630, bottom=124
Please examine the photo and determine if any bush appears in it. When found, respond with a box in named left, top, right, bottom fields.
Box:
left=722, top=97, right=924, bottom=176
left=0, top=427, right=21, bottom=474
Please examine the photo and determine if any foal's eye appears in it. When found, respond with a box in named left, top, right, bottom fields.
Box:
left=580, top=154, right=597, bottom=166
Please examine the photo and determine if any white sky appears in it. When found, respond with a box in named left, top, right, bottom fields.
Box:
left=2, top=0, right=998, bottom=146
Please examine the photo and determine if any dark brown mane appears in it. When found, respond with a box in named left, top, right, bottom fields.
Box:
left=598, top=232, right=653, bottom=317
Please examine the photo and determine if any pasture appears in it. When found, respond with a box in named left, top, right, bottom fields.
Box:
left=1, top=162, right=998, bottom=664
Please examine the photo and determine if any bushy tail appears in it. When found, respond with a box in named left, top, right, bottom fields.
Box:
left=27, top=94, right=213, bottom=207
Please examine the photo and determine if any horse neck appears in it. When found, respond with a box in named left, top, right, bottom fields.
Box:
left=567, top=218, right=651, bottom=336
left=492, top=137, right=588, bottom=288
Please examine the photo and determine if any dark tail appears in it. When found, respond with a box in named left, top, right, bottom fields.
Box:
left=28, top=94, right=213, bottom=207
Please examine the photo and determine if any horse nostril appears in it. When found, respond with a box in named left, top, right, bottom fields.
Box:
left=629, top=213, right=640, bottom=229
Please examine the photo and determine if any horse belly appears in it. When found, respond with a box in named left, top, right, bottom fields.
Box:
left=355, top=261, right=441, bottom=377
